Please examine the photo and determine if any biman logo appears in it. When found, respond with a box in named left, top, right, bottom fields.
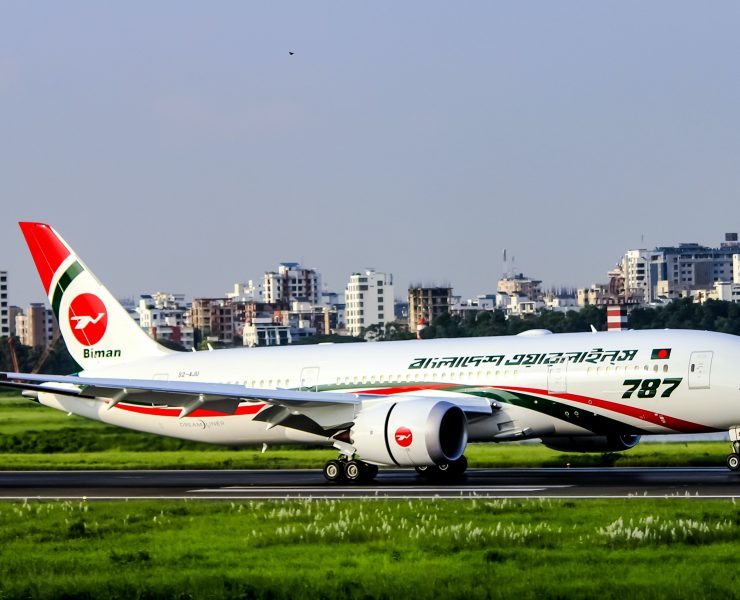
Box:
left=394, top=426, right=413, bottom=448
left=68, top=293, right=108, bottom=346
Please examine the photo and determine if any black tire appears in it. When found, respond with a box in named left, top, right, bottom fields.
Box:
left=432, top=456, right=468, bottom=482
left=415, top=465, right=434, bottom=479
left=323, top=459, right=344, bottom=483
left=361, top=463, right=379, bottom=482
left=454, top=455, right=468, bottom=475
left=727, top=453, right=740, bottom=472
left=344, top=460, right=362, bottom=482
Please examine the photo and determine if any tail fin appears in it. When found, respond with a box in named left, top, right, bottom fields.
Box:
left=19, top=222, right=172, bottom=371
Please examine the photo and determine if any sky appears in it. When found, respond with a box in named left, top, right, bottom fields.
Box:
left=2, top=1, right=740, bottom=308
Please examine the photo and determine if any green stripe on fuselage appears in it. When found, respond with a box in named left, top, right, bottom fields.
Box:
left=51, top=261, right=84, bottom=319
left=469, top=388, right=647, bottom=435
left=316, top=381, right=647, bottom=435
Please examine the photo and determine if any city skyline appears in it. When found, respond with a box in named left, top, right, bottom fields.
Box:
left=6, top=228, right=740, bottom=314
left=2, top=2, right=740, bottom=307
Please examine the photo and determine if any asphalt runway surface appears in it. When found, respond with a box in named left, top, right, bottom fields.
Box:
left=1, top=467, right=739, bottom=499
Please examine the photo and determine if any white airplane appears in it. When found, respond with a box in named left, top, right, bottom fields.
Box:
left=3, top=222, right=740, bottom=482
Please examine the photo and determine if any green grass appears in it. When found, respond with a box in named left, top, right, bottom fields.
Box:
left=0, top=498, right=738, bottom=598
left=0, top=393, right=731, bottom=470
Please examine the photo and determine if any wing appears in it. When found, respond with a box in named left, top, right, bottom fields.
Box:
left=0, top=372, right=493, bottom=435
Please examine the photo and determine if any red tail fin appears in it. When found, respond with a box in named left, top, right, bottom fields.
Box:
left=19, top=222, right=71, bottom=295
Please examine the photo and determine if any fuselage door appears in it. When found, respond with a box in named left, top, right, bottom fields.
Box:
left=688, top=351, right=713, bottom=390
left=300, top=367, right=320, bottom=392
left=548, top=364, right=567, bottom=394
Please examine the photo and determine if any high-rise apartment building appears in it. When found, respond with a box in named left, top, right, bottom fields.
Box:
left=345, top=270, right=394, bottom=336
left=190, top=298, right=235, bottom=344
left=8, top=306, right=22, bottom=337
left=408, top=286, right=453, bottom=329
left=15, top=303, right=58, bottom=349
left=621, top=233, right=740, bottom=303
left=0, top=271, right=8, bottom=337
left=263, top=262, right=321, bottom=306
left=137, top=293, right=194, bottom=350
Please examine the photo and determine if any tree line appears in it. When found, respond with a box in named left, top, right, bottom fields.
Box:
left=367, top=298, right=740, bottom=341
left=0, top=337, right=78, bottom=375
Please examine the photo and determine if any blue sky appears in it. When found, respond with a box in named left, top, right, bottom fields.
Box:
left=2, top=1, right=739, bottom=307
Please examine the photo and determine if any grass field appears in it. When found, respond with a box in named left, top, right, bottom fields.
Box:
left=1, top=396, right=739, bottom=599
left=0, top=498, right=738, bottom=598
left=0, top=392, right=732, bottom=470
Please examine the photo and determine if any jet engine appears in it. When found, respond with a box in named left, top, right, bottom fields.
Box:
left=350, top=398, right=468, bottom=467
left=540, top=434, right=641, bottom=453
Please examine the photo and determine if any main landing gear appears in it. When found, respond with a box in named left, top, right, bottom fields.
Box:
left=415, top=455, right=468, bottom=482
left=323, top=457, right=379, bottom=484
left=321, top=455, right=469, bottom=484
left=727, top=427, right=740, bottom=472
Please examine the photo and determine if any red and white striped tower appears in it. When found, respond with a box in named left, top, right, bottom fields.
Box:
left=607, top=305, right=628, bottom=331
left=416, top=318, right=427, bottom=340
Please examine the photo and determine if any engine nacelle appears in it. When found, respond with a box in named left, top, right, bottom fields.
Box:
left=350, top=398, right=468, bottom=467
left=540, top=434, right=641, bottom=453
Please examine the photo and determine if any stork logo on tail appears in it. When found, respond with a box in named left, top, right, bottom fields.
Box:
left=68, top=293, right=108, bottom=346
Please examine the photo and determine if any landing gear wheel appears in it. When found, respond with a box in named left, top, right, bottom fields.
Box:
left=416, top=456, right=468, bottom=483
left=437, top=456, right=468, bottom=481
left=363, top=463, right=379, bottom=481
left=439, top=456, right=468, bottom=477
left=344, top=460, right=362, bottom=482
left=727, top=453, right=740, bottom=472
left=727, top=429, right=740, bottom=472
left=323, top=459, right=345, bottom=483
left=343, top=460, right=378, bottom=483
left=452, top=455, right=468, bottom=475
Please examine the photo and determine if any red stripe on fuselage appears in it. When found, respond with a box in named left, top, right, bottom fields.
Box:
left=19, top=222, right=71, bottom=295
left=496, top=386, right=713, bottom=433
left=114, top=402, right=266, bottom=418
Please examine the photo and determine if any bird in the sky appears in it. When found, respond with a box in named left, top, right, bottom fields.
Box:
left=289, top=51, right=294, bottom=55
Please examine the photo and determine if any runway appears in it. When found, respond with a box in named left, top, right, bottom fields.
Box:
left=1, top=467, right=739, bottom=499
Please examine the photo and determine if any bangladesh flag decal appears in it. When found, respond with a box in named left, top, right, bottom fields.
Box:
left=651, top=348, right=671, bottom=360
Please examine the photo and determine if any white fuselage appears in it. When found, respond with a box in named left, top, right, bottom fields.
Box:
left=38, top=329, right=740, bottom=447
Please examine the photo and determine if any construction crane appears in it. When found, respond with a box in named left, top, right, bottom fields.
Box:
left=6, top=337, right=20, bottom=373
left=31, top=332, right=61, bottom=374
left=6, top=333, right=62, bottom=375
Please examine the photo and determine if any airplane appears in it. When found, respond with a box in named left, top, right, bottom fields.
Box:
left=2, top=221, right=740, bottom=483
